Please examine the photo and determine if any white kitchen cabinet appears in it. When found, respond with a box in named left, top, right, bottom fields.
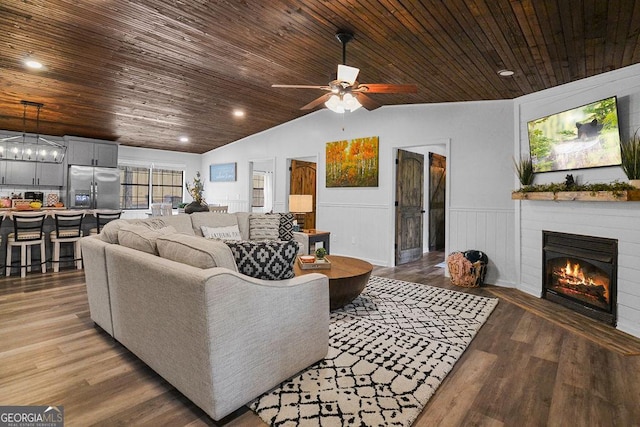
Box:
left=67, top=140, right=118, bottom=167
left=0, top=161, right=64, bottom=187
left=3, top=161, right=37, bottom=185
left=36, top=162, right=65, bottom=186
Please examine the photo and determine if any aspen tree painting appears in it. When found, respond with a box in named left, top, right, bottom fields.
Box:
left=326, top=136, right=379, bottom=187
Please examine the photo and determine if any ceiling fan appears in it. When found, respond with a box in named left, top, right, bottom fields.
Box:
left=272, top=32, right=417, bottom=113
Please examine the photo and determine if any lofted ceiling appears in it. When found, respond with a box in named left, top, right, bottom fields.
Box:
left=1, top=1, right=639, bottom=154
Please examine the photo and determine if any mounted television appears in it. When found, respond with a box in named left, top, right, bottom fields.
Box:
left=527, top=96, right=622, bottom=173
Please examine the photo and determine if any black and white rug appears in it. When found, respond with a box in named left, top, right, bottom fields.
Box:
left=249, top=276, right=499, bottom=426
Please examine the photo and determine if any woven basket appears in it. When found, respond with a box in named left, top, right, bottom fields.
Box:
left=446, top=251, right=487, bottom=288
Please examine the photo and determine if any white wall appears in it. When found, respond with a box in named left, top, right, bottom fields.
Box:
left=514, top=63, right=640, bottom=338
left=201, top=99, right=515, bottom=282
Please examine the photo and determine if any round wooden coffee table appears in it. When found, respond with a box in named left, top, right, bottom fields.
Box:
left=294, top=255, right=373, bottom=310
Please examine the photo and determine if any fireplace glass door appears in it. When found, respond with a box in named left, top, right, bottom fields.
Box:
left=542, top=231, right=617, bottom=325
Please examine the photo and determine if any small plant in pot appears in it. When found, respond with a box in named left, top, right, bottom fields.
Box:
left=513, top=156, right=534, bottom=187
left=620, top=129, right=640, bottom=188
left=315, top=247, right=327, bottom=261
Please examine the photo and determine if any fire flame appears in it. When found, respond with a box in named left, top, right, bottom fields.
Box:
left=552, top=259, right=608, bottom=303
left=562, top=261, right=596, bottom=286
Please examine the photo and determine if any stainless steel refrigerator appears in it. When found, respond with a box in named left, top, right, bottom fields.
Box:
left=67, top=165, right=120, bottom=209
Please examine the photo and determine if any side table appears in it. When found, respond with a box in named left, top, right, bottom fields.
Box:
left=301, top=229, right=330, bottom=255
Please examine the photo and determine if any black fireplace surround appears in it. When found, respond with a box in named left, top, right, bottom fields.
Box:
left=542, top=231, right=617, bottom=325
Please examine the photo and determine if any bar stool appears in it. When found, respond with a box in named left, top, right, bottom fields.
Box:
left=6, top=212, right=47, bottom=278
left=89, top=210, right=122, bottom=235
left=50, top=211, right=85, bottom=272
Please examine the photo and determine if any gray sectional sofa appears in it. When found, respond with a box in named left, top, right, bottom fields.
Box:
left=80, top=212, right=329, bottom=421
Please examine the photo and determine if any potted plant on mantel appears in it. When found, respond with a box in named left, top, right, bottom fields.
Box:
left=185, top=171, right=209, bottom=213
left=513, top=156, right=534, bottom=186
left=620, top=129, right=640, bottom=188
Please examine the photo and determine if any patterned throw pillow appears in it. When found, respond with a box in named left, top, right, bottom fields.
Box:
left=277, top=213, right=295, bottom=241
left=249, top=214, right=280, bottom=240
left=226, top=240, right=300, bottom=280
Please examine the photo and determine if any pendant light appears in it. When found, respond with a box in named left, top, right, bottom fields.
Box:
left=0, top=100, right=66, bottom=163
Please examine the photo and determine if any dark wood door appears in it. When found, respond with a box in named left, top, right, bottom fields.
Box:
left=290, top=159, right=316, bottom=229
left=429, top=153, right=446, bottom=251
left=395, top=149, right=424, bottom=265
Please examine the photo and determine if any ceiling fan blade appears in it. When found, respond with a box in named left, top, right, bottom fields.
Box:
left=272, top=84, right=330, bottom=90
left=337, top=64, right=360, bottom=85
left=357, top=83, right=418, bottom=94
left=301, top=93, right=332, bottom=110
left=355, top=93, right=381, bottom=110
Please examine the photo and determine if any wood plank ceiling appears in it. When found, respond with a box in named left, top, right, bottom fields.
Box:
left=1, top=1, right=639, bottom=154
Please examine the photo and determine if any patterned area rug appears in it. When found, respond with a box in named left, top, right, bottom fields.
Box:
left=249, top=276, right=499, bottom=426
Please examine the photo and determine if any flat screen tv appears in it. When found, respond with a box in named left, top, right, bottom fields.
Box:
left=527, top=96, right=622, bottom=173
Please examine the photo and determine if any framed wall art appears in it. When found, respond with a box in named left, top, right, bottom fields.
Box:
left=326, top=136, right=379, bottom=187
left=209, top=162, right=237, bottom=182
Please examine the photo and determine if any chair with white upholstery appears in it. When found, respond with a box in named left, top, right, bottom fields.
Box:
left=89, top=210, right=122, bottom=235
left=50, top=211, right=85, bottom=272
left=160, top=203, right=173, bottom=216
left=6, top=212, right=47, bottom=278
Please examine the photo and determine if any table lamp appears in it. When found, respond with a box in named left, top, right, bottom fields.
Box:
left=289, top=194, right=313, bottom=231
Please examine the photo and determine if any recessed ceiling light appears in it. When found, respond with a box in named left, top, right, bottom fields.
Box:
left=25, top=59, right=43, bottom=69
left=233, top=109, right=245, bottom=117
left=497, top=69, right=514, bottom=77
left=179, top=136, right=189, bottom=143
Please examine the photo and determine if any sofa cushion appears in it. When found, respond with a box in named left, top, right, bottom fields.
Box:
left=234, top=212, right=251, bottom=240
left=201, top=224, right=242, bottom=241
left=100, top=215, right=194, bottom=244
left=226, top=240, right=299, bottom=280
left=145, top=214, right=195, bottom=235
left=118, top=225, right=177, bottom=255
left=190, top=212, right=238, bottom=237
left=101, top=219, right=130, bottom=244
left=156, top=234, right=238, bottom=271
left=249, top=214, right=280, bottom=241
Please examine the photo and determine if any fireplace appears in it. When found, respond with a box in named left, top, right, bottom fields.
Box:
left=542, top=231, right=617, bottom=325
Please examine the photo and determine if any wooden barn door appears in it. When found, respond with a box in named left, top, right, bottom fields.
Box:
left=290, top=160, right=316, bottom=230
left=395, top=149, right=424, bottom=265
left=429, top=153, right=446, bottom=251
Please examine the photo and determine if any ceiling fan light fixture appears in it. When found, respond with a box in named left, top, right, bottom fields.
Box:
left=325, top=93, right=361, bottom=114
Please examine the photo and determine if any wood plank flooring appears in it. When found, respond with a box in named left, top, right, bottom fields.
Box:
left=1, top=253, right=639, bottom=426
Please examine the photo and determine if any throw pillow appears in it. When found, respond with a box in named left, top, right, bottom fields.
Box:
left=226, top=240, right=299, bottom=280
left=201, top=224, right=242, bottom=241
left=249, top=214, right=280, bottom=241
left=268, top=212, right=295, bottom=241
left=156, top=234, right=238, bottom=271
left=117, top=225, right=177, bottom=255
left=189, top=211, right=239, bottom=237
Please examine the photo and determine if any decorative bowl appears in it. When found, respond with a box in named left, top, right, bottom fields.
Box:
left=300, top=255, right=316, bottom=263
left=29, top=201, right=43, bottom=209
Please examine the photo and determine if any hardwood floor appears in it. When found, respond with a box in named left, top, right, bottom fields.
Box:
left=1, top=254, right=639, bottom=426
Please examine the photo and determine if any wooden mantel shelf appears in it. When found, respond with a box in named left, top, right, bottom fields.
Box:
left=512, top=190, right=640, bottom=202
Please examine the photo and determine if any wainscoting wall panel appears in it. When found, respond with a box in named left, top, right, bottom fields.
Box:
left=519, top=201, right=640, bottom=338
left=448, top=207, right=516, bottom=287
left=316, top=203, right=391, bottom=267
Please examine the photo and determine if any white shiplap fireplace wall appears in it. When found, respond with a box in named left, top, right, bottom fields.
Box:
left=515, top=64, right=640, bottom=339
